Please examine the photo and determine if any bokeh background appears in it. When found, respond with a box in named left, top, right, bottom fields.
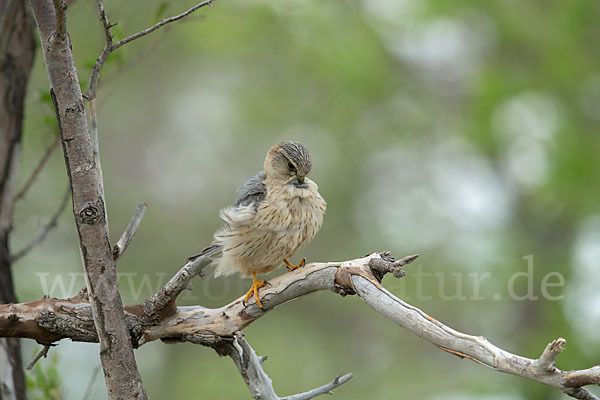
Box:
left=12, top=0, right=600, bottom=398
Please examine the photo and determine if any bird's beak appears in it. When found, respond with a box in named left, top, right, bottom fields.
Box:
left=297, top=175, right=305, bottom=184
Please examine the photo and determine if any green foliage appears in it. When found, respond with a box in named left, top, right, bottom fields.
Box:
left=25, top=352, right=62, bottom=400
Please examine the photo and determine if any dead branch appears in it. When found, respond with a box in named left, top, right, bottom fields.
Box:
left=111, top=0, right=214, bottom=51
left=140, top=254, right=211, bottom=326
left=25, top=344, right=51, bottom=370
left=112, top=202, right=147, bottom=261
left=207, top=333, right=352, bottom=400
left=1, top=252, right=597, bottom=398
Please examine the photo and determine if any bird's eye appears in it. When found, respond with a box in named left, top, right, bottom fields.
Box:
left=287, top=161, right=296, bottom=171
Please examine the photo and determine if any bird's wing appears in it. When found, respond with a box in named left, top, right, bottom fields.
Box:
left=234, top=170, right=267, bottom=210
left=189, top=171, right=267, bottom=262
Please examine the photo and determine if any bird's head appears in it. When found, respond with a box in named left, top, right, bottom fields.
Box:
left=264, top=141, right=312, bottom=188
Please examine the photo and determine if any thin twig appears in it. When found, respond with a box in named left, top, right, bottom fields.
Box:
left=11, top=185, right=70, bottom=262
left=26, top=344, right=51, bottom=370
left=112, top=0, right=214, bottom=51
left=50, top=0, right=66, bottom=37
left=112, top=202, right=147, bottom=261
left=564, top=388, right=600, bottom=400
left=86, top=0, right=214, bottom=99
left=281, top=374, right=354, bottom=400
left=14, top=135, right=60, bottom=202
left=96, top=0, right=113, bottom=45
left=214, top=334, right=353, bottom=400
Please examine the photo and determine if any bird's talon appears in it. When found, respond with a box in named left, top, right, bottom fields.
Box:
left=243, top=273, right=266, bottom=308
left=284, top=257, right=306, bottom=272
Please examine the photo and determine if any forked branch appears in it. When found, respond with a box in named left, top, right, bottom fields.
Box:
left=112, top=202, right=147, bottom=261
left=208, top=333, right=352, bottom=400
left=87, top=0, right=215, bottom=99
left=0, top=252, right=597, bottom=399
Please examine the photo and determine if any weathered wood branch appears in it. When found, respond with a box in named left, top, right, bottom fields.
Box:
left=350, top=271, right=600, bottom=400
left=25, top=343, right=51, bottom=370
left=112, top=202, right=147, bottom=261
left=1, top=252, right=597, bottom=398
left=208, top=333, right=352, bottom=400
left=29, top=1, right=147, bottom=398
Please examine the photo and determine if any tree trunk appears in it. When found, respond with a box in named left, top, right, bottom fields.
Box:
left=29, top=1, right=147, bottom=398
left=0, top=1, right=36, bottom=399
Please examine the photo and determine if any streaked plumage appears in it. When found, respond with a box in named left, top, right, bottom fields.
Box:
left=196, top=141, right=326, bottom=305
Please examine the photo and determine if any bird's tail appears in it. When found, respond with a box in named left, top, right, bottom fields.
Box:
left=187, top=244, right=222, bottom=262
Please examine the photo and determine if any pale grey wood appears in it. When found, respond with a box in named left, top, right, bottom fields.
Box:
left=1, top=253, right=598, bottom=399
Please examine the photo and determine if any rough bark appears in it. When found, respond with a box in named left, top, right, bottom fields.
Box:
left=28, top=1, right=147, bottom=398
left=0, top=1, right=36, bottom=399
left=0, top=253, right=598, bottom=399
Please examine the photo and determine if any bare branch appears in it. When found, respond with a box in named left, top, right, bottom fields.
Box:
left=11, top=185, right=70, bottom=262
left=50, top=0, right=66, bottom=37
left=564, top=388, right=600, bottom=400
left=86, top=0, right=114, bottom=100
left=349, top=271, right=600, bottom=396
left=14, top=135, right=60, bottom=202
left=140, top=254, right=212, bottom=326
left=535, top=337, right=566, bottom=373
left=111, top=0, right=214, bottom=51
left=209, top=333, right=352, bottom=400
left=281, top=373, right=353, bottom=400
left=1, top=252, right=599, bottom=398
left=96, top=0, right=113, bottom=45
left=87, top=0, right=214, bottom=99
left=25, top=344, right=51, bottom=370
left=112, top=202, right=147, bottom=261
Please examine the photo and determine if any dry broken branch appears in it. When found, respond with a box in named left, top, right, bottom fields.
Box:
left=208, top=333, right=352, bottom=400
left=112, top=202, right=147, bottom=261
left=25, top=344, right=51, bottom=370
left=0, top=252, right=597, bottom=398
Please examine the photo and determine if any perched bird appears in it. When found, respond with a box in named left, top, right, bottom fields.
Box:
left=194, top=141, right=326, bottom=307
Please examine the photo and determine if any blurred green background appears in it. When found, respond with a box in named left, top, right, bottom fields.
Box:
left=12, top=0, right=600, bottom=398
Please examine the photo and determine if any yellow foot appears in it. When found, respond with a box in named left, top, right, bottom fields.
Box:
left=243, top=272, right=266, bottom=308
left=284, top=257, right=306, bottom=272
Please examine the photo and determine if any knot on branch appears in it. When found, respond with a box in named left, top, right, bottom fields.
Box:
left=38, top=307, right=98, bottom=343
left=7, top=304, right=19, bottom=322
left=334, top=259, right=381, bottom=297
left=78, top=201, right=103, bottom=224
left=369, top=252, right=419, bottom=282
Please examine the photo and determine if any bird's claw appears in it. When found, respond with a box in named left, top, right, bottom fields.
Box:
left=284, top=257, right=306, bottom=272
left=243, top=274, right=266, bottom=308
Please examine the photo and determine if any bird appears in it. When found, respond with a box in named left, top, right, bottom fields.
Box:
left=193, top=141, right=326, bottom=308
